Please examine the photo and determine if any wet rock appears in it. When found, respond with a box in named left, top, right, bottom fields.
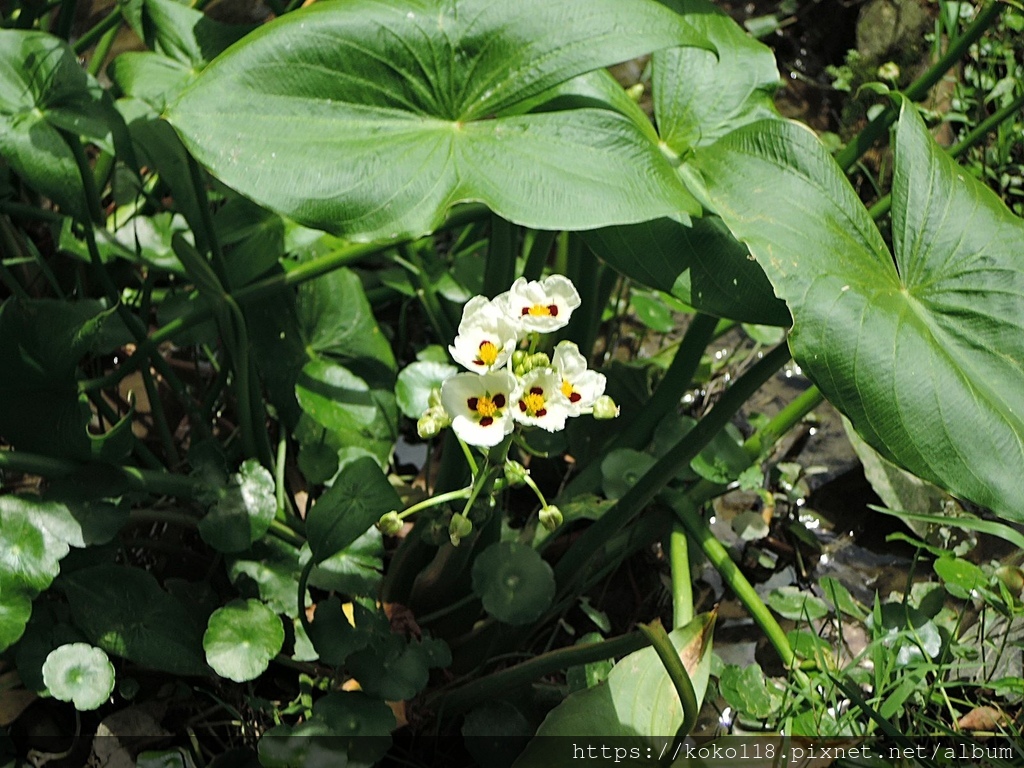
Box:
left=856, top=0, right=931, bottom=65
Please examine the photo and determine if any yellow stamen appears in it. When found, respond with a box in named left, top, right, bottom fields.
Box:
left=476, top=397, right=498, bottom=418
left=477, top=341, right=498, bottom=366
left=522, top=392, right=545, bottom=413
left=528, top=303, right=552, bottom=316
left=561, top=379, right=574, bottom=398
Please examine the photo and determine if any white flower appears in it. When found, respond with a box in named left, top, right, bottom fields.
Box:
left=449, top=296, right=520, bottom=373
left=513, top=368, right=570, bottom=432
left=502, top=275, right=581, bottom=333
left=552, top=341, right=606, bottom=417
left=440, top=370, right=519, bottom=447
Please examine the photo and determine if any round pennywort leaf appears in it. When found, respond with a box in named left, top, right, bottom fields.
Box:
left=42, top=643, right=115, bottom=711
left=471, top=542, right=554, bottom=625
left=203, top=599, right=284, bottom=682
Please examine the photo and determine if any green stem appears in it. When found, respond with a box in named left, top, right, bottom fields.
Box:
left=0, top=202, right=64, bottom=223
left=275, top=435, right=287, bottom=520
left=636, top=620, right=699, bottom=749
left=669, top=523, right=693, bottom=629
left=553, top=341, right=792, bottom=594
left=684, top=384, right=824, bottom=507
left=401, top=243, right=457, bottom=344
left=0, top=450, right=203, bottom=498
left=435, top=630, right=650, bottom=715
left=457, top=438, right=480, bottom=476
left=66, top=131, right=104, bottom=226
left=66, top=133, right=197, bottom=423
left=559, top=312, right=719, bottom=501
left=297, top=558, right=315, bottom=640
left=141, top=366, right=180, bottom=467
left=223, top=296, right=261, bottom=461
left=86, top=23, right=119, bottom=77
left=834, top=1, right=1002, bottom=172
left=85, top=389, right=164, bottom=471
left=522, top=229, right=557, bottom=282
left=483, top=214, right=517, bottom=298
left=672, top=497, right=796, bottom=669
left=399, top=487, right=473, bottom=519
left=73, top=8, right=122, bottom=54
left=185, top=155, right=227, bottom=280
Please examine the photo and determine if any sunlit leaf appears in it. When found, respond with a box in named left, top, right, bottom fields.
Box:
left=203, top=599, right=284, bottom=683
left=42, top=643, right=115, bottom=711
left=695, top=102, right=1024, bottom=521
left=168, top=0, right=712, bottom=240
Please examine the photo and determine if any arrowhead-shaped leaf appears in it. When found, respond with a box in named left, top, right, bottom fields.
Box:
left=168, top=0, right=711, bottom=240
left=581, top=0, right=786, bottom=325
left=653, top=0, right=780, bottom=152
left=0, top=30, right=123, bottom=220
left=306, top=457, right=401, bottom=564
left=694, top=102, right=1024, bottom=521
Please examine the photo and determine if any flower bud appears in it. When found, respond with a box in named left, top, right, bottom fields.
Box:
left=417, top=405, right=451, bottom=439
left=377, top=511, right=404, bottom=536
left=592, top=395, right=620, bottom=420
left=504, top=460, right=530, bottom=487
left=523, top=352, right=551, bottom=373
left=625, top=83, right=644, bottom=102
left=511, top=350, right=528, bottom=369
left=449, top=513, right=473, bottom=546
left=877, top=61, right=900, bottom=82
left=539, top=505, right=563, bottom=532
left=427, top=387, right=443, bottom=409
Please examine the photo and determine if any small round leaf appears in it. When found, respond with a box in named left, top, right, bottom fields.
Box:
left=199, top=459, right=276, bottom=553
left=471, top=542, right=554, bottom=625
left=203, top=599, right=284, bottom=682
left=42, top=643, right=115, bottom=711
left=396, top=360, right=458, bottom=419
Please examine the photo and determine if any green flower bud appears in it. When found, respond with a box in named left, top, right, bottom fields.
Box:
left=417, top=405, right=451, bottom=439
left=504, top=460, right=530, bottom=487
left=523, top=352, right=551, bottom=373
left=592, top=395, right=620, bottom=420
left=377, top=511, right=404, bottom=536
left=625, top=83, right=644, bottom=102
left=428, top=387, right=443, bottom=409
left=511, top=350, right=528, bottom=369
left=539, top=505, right=563, bottom=532
left=449, top=513, right=473, bottom=546
left=877, top=61, right=900, bottom=82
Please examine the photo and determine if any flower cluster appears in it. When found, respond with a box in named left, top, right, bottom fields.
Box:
left=426, top=276, right=617, bottom=447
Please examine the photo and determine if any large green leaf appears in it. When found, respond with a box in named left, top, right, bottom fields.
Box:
left=579, top=0, right=785, bottom=325
left=582, top=216, right=790, bottom=325
left=0, top=30, right=122, bottom=220
left=168, top=0, right=712, bottom=240
left=110, top=0, right=251, bottom=111
left=62, top=565, right=208, bottom=675
left=513, top=614, right=715, bottom=767
left=694, top=102, right=1024, bottom=521
left=306, top=457, right=401, bottom=564
left=653, top=0, right=780, bottom=152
